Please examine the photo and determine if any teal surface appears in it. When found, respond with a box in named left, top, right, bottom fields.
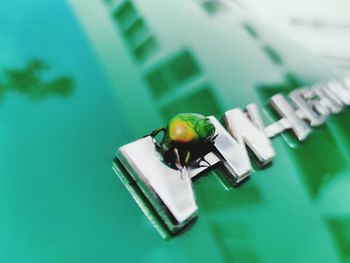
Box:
left=1, top=1, right=350, bottom=262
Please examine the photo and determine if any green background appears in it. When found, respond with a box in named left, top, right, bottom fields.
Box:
left=1, top=0, right=350, bottom=262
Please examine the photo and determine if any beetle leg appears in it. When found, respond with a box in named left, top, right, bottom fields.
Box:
left=148, top=127, right=166, bottom=138
left=184, top=151, right=191, bottom=166
left=199, top=156, right=211, bottom=167
left=173, top=148, right=188, bottom=179
left=211, top=134, right=218, bottom=142
left=173, top=148, right=182, bottom=169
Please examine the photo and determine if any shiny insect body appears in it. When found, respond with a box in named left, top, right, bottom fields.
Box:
left=150, top=113, right=217, bottom=171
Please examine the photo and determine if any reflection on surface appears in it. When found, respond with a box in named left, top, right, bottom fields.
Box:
left=242, top=0, right=350, bottom=75
left=257, top=76, right=347, bottom=198
left=1, top=59, right=74, bottom=101
left=327, top=218, right=350, bottom=261
left=69, top=0, right=350, bottom=261
left=112, top=1, right=158, bottom=62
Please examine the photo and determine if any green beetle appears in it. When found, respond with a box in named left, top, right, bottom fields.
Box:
left=150, top=113, right=217, bottom=170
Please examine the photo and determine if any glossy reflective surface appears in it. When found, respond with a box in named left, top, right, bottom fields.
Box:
left=1, top=1, right=350, bottom=262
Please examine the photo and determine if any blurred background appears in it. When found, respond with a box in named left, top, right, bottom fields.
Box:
left=0, top=0, right=350, bottom=263
left=238, top=0, right=350, bottom=75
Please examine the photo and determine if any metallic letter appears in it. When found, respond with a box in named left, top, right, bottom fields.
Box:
left=312, top=85, right=343, bottom=114
left=289, top=89, right=328, bottom=126
left=326, top=81, right=350, bottom=106
left=208, top=116, right=252, bottom=185
left=117, top=137, right=197, bottom=234
left=224, top=106, right=275, bottom=166
left=270, top=94, right=311, bottom=141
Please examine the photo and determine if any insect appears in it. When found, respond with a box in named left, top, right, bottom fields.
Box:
left=150, top=113, right=217, bottom=175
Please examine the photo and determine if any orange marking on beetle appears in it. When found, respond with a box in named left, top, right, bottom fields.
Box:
left=169, top=120, right=196, bottom=143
